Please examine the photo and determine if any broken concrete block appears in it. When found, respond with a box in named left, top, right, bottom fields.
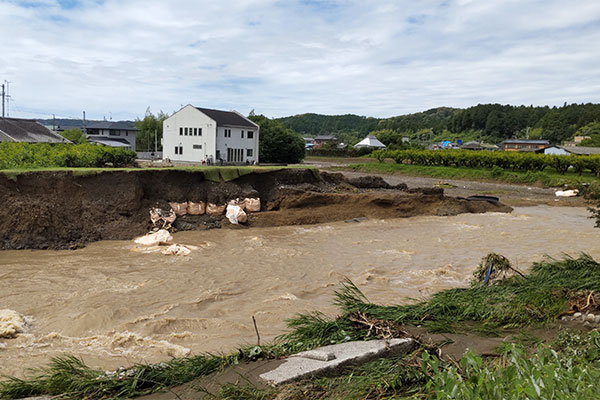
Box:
left=301, top=350, right=336, bottom=361
left=259, top=338, right=415, bottom=385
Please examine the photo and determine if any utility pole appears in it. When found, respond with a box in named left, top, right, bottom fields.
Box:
left=3, top=81, right=10, bottom=117
left=53, top=114, right=56, bottom=131
left=154, top=129, right=157, bottom=153
left=82, top=111, right=86, bottom=134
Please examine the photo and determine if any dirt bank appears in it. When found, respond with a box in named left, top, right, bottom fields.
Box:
left=0, top=168, right=511, bottom=250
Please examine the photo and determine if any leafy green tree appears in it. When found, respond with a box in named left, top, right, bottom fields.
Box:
left=59, top=129, right=87, bottom=144
left=249, top=115, right=305, bottom=163
left=136, top=108, right=168, bottom=151
left=577, top=122, right=600, bottom=147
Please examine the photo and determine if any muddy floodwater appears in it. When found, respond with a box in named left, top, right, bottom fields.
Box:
left=1, top=206, right=599, bottom=377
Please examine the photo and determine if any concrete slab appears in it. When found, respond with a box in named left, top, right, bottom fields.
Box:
left=259, top=338, right=416, bottom=385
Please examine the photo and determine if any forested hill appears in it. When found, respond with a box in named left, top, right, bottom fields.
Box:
left=276, top=103, right=600, bottom=145
left=274, top=113, right=380, bottom=136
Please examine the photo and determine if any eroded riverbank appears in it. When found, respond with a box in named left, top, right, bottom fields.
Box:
left=1, top=206, right=598, bottom=378
left=0, top=168, right=509, bottom=250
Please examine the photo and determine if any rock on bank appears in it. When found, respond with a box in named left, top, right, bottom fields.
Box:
left=0, top=168, right=511, bottom=250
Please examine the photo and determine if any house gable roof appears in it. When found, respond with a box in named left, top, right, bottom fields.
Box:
left=86, top=121, right=138, bottom=131
left=195, top=107, right=257, bottom=129
left=354, top=135, right=386, bottom=148
left=0, top=117, right=70, bottom=143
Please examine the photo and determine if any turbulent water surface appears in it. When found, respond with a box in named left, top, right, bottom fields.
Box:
left=1, top=206, right=599, bottom=377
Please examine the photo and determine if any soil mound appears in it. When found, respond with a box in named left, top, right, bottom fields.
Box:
left=0, top=168, right=511, bottom=250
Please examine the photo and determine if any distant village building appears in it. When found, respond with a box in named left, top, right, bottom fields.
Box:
left=313, top=135, right=337, bottom=149
left=162, top=105, right=259, bottom=164
left=354, top=135, right=386, bottom=149
left=459, top=141, right=483, bottom=151
left=544, top=146, right=600, bottom=156
left=303, top=137, right=315, bottom=149
left=85, top=121, right=138, bottom=151
left=500, top=139, right=549, bottom=152
left=0, top=117, right=70, bottom=143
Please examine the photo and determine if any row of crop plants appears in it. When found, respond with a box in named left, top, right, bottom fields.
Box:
left=372, top=149, right=600, bottom=176
left=0, top=142, right=137, bottom=169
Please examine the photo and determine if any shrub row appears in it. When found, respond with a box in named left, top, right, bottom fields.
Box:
left=308, top=147, right=374, bottom=157
left=0, top=142, right=137, bottom=169
left=372, top=149, right=600, bottom=176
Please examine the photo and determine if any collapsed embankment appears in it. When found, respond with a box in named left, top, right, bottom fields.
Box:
left=0, top=168, right=512, bottom=250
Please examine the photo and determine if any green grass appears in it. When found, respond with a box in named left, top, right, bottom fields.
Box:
left=213, top=331, right=600, bottom=400
left=282, top=255, right=600, bottom=347
left=345, top=162, right=600, bottom=187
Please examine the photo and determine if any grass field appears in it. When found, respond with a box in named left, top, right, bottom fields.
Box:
left=344, top=161, right=600, bottom=187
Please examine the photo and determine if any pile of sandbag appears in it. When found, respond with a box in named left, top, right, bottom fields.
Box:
left=151, top=198, right=261, bottom=228
left=150, top=208, right=177, bottom=230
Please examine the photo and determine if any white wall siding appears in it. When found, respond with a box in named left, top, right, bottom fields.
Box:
left=544, top=146, right=570, bottom=155
left=215, top=126, right=259, bottom=163
left=162, top=105, right=217, bottom=162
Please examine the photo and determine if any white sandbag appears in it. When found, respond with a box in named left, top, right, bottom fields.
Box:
left=226, top=204, right=248, bottom=224
left=161, top=244, right=192, bottom=256
left=206, top=203, right=226, bottom=215
left=187, top=201, right=206, bottom=215
left=134, top=229, right=173, bottom=246
left=169, top=202, right=188, bottom=216
left=243, top=198, right=261, bottom=212
left=555, top=189, right=579, bottom=197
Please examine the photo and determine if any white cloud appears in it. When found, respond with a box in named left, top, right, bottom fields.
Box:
left=0, top=0, right=599, bottom=120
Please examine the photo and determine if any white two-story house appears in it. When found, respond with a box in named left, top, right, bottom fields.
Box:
left=162, top=105, right=260, bottom=164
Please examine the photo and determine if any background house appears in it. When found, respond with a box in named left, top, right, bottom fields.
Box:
left=354, top=135, right=386, bottom=149
left=544, top=146, right=600, bottom=156
left=85, top=121, right=138, bottom=151
left=162, top=105, right=259, bottom=164
left=0, top=117, right=70, bottom=143
left=313, top=135, right=336, bottom=149
left=501, top=139, right=549, bottom=152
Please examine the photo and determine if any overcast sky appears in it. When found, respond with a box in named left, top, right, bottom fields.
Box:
left=1, top=0, right=600, bottom=121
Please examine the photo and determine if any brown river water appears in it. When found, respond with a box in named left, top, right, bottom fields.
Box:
left=1, top=206, right=599, bottom=377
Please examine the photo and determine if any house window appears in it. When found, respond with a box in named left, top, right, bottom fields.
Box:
left=179, top=146, right=183, bottom=155
left=179, top=127, right=183, bottom=136
left=247, top=131, right=254, bottom=139
left=193, top=144, right=202, bottom=149
left=198, top=128, right=202, bottom=136
left=193, top=128, right=197, bottom=136
left=247, top=148, right=253, bottom=157
left=175, top=146, right=179, bottom=155
left=224, top=129, right=231, bottom=138
left=185, top=127, right=188, bottom=136
left=241, top=130, right=244, bottom=139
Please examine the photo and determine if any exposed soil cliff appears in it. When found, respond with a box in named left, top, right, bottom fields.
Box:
left=0, top=169, right=512, bottom=250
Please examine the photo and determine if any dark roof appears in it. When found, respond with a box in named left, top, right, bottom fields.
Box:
left=501, top=139, right=549, bottom=145
left=0, top=117, right=70, bottom=143
left=196, top=107, right=257, bottom=128
left=558, top=146, right=600, bottom=155
left=87, top=136, right=132, bottom=147
left=86, top=121, right=137, bottom=130
left=314, top=135, right=336, bottom=140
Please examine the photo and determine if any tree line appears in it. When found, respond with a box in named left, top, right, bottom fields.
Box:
left=275, top=103, right=600, bottom=146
